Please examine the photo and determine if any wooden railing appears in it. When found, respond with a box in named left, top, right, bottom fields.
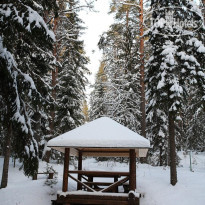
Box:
left=68, top=170, right=130, bottom=193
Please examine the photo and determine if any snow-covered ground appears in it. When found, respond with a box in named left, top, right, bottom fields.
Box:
left=0, top=152, right=205, bottom=205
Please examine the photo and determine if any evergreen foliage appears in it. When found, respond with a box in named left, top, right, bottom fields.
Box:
left=55, top=0, right=89, bottom=135
left=146, top=0, right=205, bottom=183
left=95, top=0, right=141, bottom=132
left=0, top=0, right=57, bottom=178
left=90, top=62, right=108, bottom=121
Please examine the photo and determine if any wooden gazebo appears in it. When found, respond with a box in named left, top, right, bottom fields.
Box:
left=48, top=117, right=150, bottom=205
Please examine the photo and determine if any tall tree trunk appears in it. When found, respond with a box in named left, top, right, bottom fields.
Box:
left=139, top=0, right=146, bottom=138
left=168, top=111, right=177, bottom=186
left=33, top=111, right=42, bottom=157
left=203, top=0, right=205, bottom=21
left=159, top=146, right=163, bottom=166
left=1, top=122, right=12, bottom=188
left=43, top=16, right=59, bottom=163
left=139, top=0, right=147, bottom=164
left=126, top=7, right=129, bottom=28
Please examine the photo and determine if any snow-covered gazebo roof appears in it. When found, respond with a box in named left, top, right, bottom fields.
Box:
left=48, top=117, right=150, bottom=157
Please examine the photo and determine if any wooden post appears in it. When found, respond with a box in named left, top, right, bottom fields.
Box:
left=62, top=148, right=70, bottom=192
left=32, top=174, right=37, bottom=180
left=48, top=173, right=54, bottom=179
left=129, top=149, right=136, bottom=191
left=88, top=176, right=93, bottom=188
left=128, top=191, right=137, bottom=205
left=77, top=151, right=82, bottom=190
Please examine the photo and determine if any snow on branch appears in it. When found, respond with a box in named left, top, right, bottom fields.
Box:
left=0, top=36, right=40, bottom=135
left=0, top=2, right=55, bottom=41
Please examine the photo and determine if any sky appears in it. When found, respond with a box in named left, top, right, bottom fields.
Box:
left=79, top=0, right=114, bottom=96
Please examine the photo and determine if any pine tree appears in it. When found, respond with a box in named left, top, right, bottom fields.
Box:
left=146, top=0, right=205, bottom=185
left=139, top=0, right=146, bottom=138
left=90, top=62, right=108, bottom=120
left=0, top=0, right=57, bottom=188
left=98, top=0, right=141, bottom=132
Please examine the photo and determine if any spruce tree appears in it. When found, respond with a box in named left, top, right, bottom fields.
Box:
left=146, top=0, right=205, bottom=185
left=42, top=0, right=92, bottom=162
left=55, top=0, right=89, bottom=135
left=0, top=0, right=57, bottom=188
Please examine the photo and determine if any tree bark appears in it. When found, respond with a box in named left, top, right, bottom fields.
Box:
left=168, top=112, right=177, bottom=186
left=139, top=0, right=146, bottom=138
left=126, top=7, right=129, bottom=28
left=203, top=0, right=205, bottom=22
left=1, top=122, right=12, bottom=188
left=159, top=146, right=163, bottom=166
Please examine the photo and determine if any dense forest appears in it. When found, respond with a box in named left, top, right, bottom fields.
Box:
left=0, top=0, right=205, bottom=189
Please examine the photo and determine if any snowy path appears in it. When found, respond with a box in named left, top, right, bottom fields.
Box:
left=0, top=152, right=205, bottom=205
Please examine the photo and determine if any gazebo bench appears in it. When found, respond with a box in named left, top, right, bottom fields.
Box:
left=52, top=191, right=140, bottom=205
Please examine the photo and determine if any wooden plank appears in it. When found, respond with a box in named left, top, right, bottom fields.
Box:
left=79, top=148, right=130, bottom=152
left=32, top=172, right=54, bottom=180
left=78, top=147, right=145, bottom=158
left=37, top=172, right=52, bottom=174
left=58, top=193, right=129, bottom=201
left=50, top=147, right=148, bottom=157
left=57, top=198, right=129, bottom=205
left=70, top=148, right=79, bottom=157
left=82, top=152, right=130, bottom=157
left=81, top=175, right=88, bottom=181
left=62, top=148, right=70, bottom=192
left=101, top=176, right=129, bottom=193
left=84, top=182, right=113, bottom=186
left=55, top=192, right=140, bottom=205
left=82, top=150, right=130, bottom=153
left=68, top=170, right=129, bottom=177
left=129, top=149, right=136, bottom=191
left=68, top=174, right=96, bottom=192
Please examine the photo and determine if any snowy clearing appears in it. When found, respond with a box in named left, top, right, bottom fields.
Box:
left=0, top=152, right=205, bottom=205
